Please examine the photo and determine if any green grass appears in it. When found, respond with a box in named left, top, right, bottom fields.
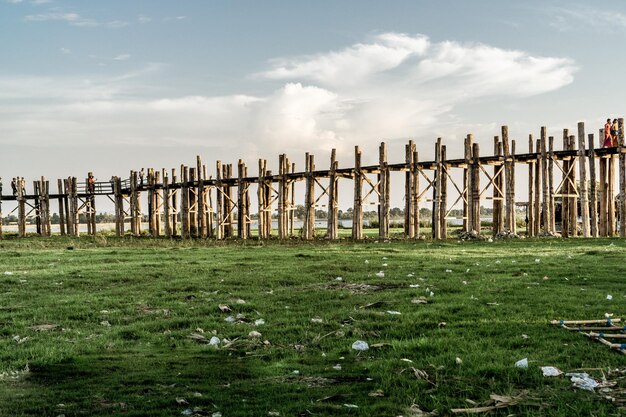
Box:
left=0, top=236, right=625, bottom=416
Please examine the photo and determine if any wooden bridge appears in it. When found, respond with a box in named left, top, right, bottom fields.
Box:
left=2, top=120, right=624, bottom=240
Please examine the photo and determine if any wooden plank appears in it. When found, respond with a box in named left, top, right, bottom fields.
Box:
left=327, top=149, right=338, bottom=240
left=619, top=118, right=626, bottom=237
left=378, top=142, right=389, bottom=240
left=352, top=146, right=363, bottom=240
left=589, top=134, right=598, bottom=237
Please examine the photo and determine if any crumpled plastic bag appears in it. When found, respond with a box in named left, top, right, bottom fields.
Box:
left=352, top=340, right=369, bottom=351
left=566, top=372, right=599, bottom=391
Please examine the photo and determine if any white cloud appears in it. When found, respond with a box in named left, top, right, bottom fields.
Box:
left=59, top=47, right=71, bottom=54
left=113, top=54, right=131, bottom=61
left=6, top=0, right=24, bottom=3
left=138, top=15, right=152, bottom=24
left=0, top=33, right=577, bottom=164
left=542, top=5, right=626, bottom=32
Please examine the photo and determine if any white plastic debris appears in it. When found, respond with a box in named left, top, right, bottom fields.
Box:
left=445, top=269, right=452, bottom=273
left=335, top=277, right=343, bottom=281
left=224, top=316, right=236, bottom=323
left=311, top=318, right=323, bottom=323
left=249, top=331, right=262, bottom=338
left=352, top=340, right=369, bottom=351
left=209, top=336, right=220, bottom=346
left=400, top=358, right=413, bottom=363
left=535, top=258, right=540, bottom=263
left=407, top=273, right=414, bottom=277
left=607, top=294, right=613, bottom=300
left=455, top=357, right=463, bottom=365
left=409, top=284, right=420, bottom=288
left=292, top=370, right=300, bottom=375
left=386, top=311, right=401, bottom=315
left=3, top=271, right=13, bottom=275
left=332, top=364, right=342, bottom=370
left=462, top=280, right=468, bottom=285
left=429, top=291, right=434, bottom=297
left=375, top=271, right=385, bottom=278
left=541, top=366, right=562, bottom=377
left=212, top=413, right=223, bottom=417
left=495, top=260, right=501, bottom=264
left=254, top=319, right=265, bottom=326
left=100, top=321, right=111, bottom=327
left=515, top=358, right=528, bottom=368
left=382, top=263, right=388, bottom=267
left=343, top=404, right=358, bottom=408
left=364, top=260, right=369, bottom=264
left=566, top=373, right=599, bottom=391
left=182, top=410, right=193, bottom=416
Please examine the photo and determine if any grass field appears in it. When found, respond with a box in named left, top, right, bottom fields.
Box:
left=1, top=235, right=625, bottom=416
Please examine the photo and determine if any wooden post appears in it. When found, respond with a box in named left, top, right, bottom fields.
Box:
left=471, top=143, right=481, bottom=234
left=303, top=153, right=315, bottom=240
left=57, top=179, right=66, bottom=236
left=181, top=166, right=190, bottom=238
left=502, top=126, right=516, bottom=234
left=533, top=139, right=541, bottom=237
left=130, top=171, right=140, bottom=237
left=589, top=134, right=598, bottom=237
left=290, top=161, right=296, bottom=236
left=197, top=156, right=206, bottom=238
left=352, top=146, right=363, bottom=240
left=237, top=159, right=248, bottom=239
left=527, top=135, right=534, bottom=237
left=577, top=124, right=590, bottom=237
left=540, top=127, right=551, bottom=234
left=608, top=150, right=616, bottom=237
left=189, top=167, right=198, bottom=237
left=41, top=178, right=51, bottom=236
left=464, top=135, right=472, bottom=232
left=404, top=141, right=413, bottom=238
left=327, top=149, right=339, bottom=240
left=278, top=155, right=286, bottom=239
left=215, top=161, right=223, bottom=240
left=225, top=164, right=234, bottom=238
left=258, top=159, right=266, bottom=240
left=440, top=145, right=448, bottom=238
left=568, top=135, right=578, bottom=236
left=598, top=128, right=607, bottom=236
left=204, top=165, right=213, bottom=238
left=412, top=149, right=420, bottom=238
left=493, top=137, right=505, bottom=237
left=378, top=142, right=389, bottom=240
left=163, top=170, right=171, bottom=238
left=171, top=168, right=178, bottom=237
left=618, top=118, right=626, bottom=237
left=562, top=131, right=570, bottom=237
left=432, top=138, right=442, bottom=240
left=147, top=169, right=155, bottom=236
left=70, top=177, right=79, bottom=237
left=549, top=136, right=556, bottom=234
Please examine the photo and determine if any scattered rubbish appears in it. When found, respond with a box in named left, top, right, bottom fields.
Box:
left=343, top=404, right=358, bottom=408
left=364, top=260, right=369, bottom=264
left=445, top=269, right=452, bottom=273
left=176, top=397, right=189, bottom=405
left=566, top=372, right=599, bottom=391
left=181, top=410, right=193, bottom=416
left=368, top=389, right=385, bottom=397
left=456, top=357, right=463, bottom=365
left=311, top=318, right=323, bottom=323
left=3, top=271, right=13, bottom=275
left=352, top=340, right=369, bottom=351
left=335, top=277, right=343, bottom=281
left=268, top=412, right=280, bottom=416
left=236, top=299, right=246, bottom=304
left=254, top=319, right=265, bottom=326
left=386, top=310, right=401, bottom=315
left=375, top=271, right=385, bottom=278
left=30, top=324, right=58, bottom=331
left=515, top=358, right=528, bottom=368
left=535, top=258, right=541, bottom=263
left=411, top=297, right=428, bottom=304
left=212, top=413, right=222, bottom=417
left=409, top=284, right=420, bottom=288
left=401, top=358, right=413, bottom=363
left=100, top=321, right=111, bottom=327
left=607, top=295, right=613, bottom=300
left=429, top=291, right=434, bottom=297
left=438, top=322, right=447, bottom=328
left=292, top=370, right=300, bottom=375
left=462, top=280, right=468, bottom=285
left=541, top=366, right=562, bottom=377
left=224, top=316, right=236, bottom=323
left=450, top=392, right=526, bottom=414
left=248, top=331, right=262, bottom=338
left=332, top=364, right=342, bottom=370
left=12, top=335, right=29, bottom=344
left=407, top=273, right=414, bottom=277
left=218, top=304, right=231, bottom=312
left=382, top=263, right=388, bottom=267
left=521, top=334, right=529, bottom=339
left=209, top=336, right=220, bottom=346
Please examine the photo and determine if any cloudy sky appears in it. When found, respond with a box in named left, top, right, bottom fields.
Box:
left=1, top=0, right=625, bottom=205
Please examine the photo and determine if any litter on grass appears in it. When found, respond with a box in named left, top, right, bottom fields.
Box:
left=566, top=373, right=599, bottom=391
left=352, top=340, right=369, bottom=351
left=541, top=366, right=562, bottom=377
left=515, top=358, right=528, bottom=368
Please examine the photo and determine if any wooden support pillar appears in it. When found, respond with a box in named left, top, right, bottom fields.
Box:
left=608, top=151, right=616, bottom=237
left=440, top=145, right=448, bottom=238
left=562, top=131, right=570, bottom=237
left=412, top=150, right=420, bottom=238
left=204, top=165, right=213, bottom=238
left=598, top=128, right=607, bottom=237
left=40, top=177, right=51, bottom=236
left=464, top=135, right=472, bottom=232
left=378, top=142, right=389, bottom=240
left=540, top=127, right=551, bottom=234
left=266, top=169, right=273, bottom=238
left=57, top=179, right=66, bottom=236
left=181, top=166, right=190, bottom=239
left=617, top=118, right=626, bottom=237
left=327, top=149, right=339, bottom=240
left=303, top=153, right=315, bottom=240
left=189, top=168, right=198, bottom=237
left=237, top=159, right=248, bottom=239
left=130, top=171, right=140, bottom=237
left=352, top=146, right=363, bottom=240
left=278, top=155, right=287, bottom=239
left=568, top=135, right=578, bottom=236
left=215, top=161, right=223, bottom=239
left=577, top=123, right=590, bottom=237
left=432, top=138, right=442, bottom=240
left=471, top=143, right=481, bottom=234
left=527, top=136, right=534, bottom=237
left=503, top=126, right=516, bottom=234
left=112, top=177, right=122, bottom=237
left=289, top=162, right=296, bottom=236
left=171, top=168, right=178, bottom=237
left=404, top=141, right=413, bottom=238
left=197, top=156, right=207, bottom=238
left=493, top=138, right=504, bottom=236
left=548, top=137, right=556, bottom=234
left=70, top=177, right=79, bottom=237
left=64, top=178, right=73, bottom=237
left=225, top=164, right=234, bottom=238
left=589, top=134, right=598, bottom=237
left=163, top=171, right=171, bottom=237
left=258, top=159, right=266, bottom=240
left=147, top=169, right=155, bottom=236
left=533, top=139, right=541, bottom=237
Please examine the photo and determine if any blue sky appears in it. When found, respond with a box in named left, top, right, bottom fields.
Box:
left=1, top=0, right=625, bottom=192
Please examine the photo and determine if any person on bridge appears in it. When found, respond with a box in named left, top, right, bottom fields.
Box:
left=11, top=178, right=17, bottom=196
left=611, top=119, right=619, bottom=147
